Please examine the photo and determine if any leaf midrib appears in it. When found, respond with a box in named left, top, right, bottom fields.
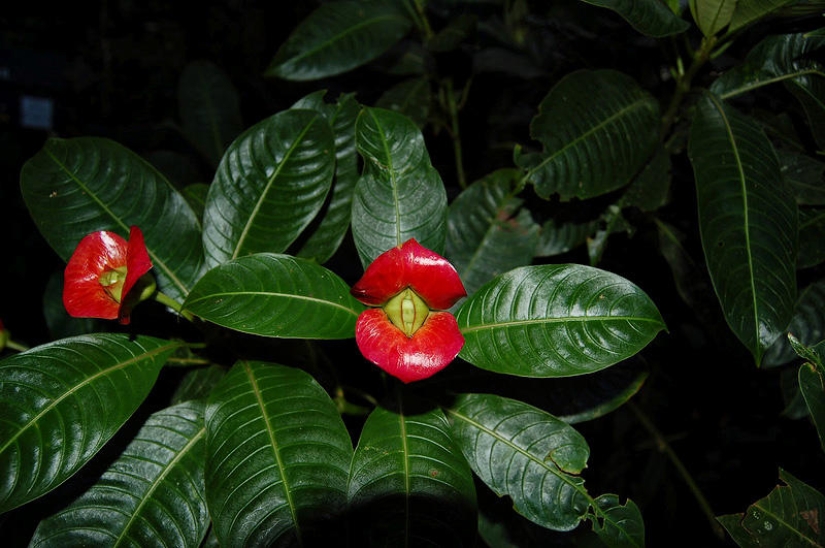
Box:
left=187, top=290, right=361, bottom=318
left=459, top=314, right=663, bottom=334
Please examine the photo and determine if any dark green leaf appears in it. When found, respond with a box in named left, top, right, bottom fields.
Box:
left=799, top=207, right=825, bottom=269
left=535, top=218, right=598, bottom=258
left=689, top=93, right=797, bottom=364
left=590, top=494, right=645, bottom=548
left=352, top=107, right=448, bottom=267
left=348, top=402, right=477, bottom=547
left=717, top=469, right=825, bottom=546
left=619, top=146, right=671, bottom=212
left=182, top=183, right=210, bottom=223
left=779, top=149, right=825, bottom=205
left=799, top=362, right=825, bottom=452
left=764, top=278, right=825, bottom=367
left=205, top=361, right=353, bottom=547
left=689, top=0, right=737, bottom=37
left=517, top=70, right=659, bottom=200
left=456, top=264, right=665, bottom=377
left=202, top=109, right=335, bottom=268
left=445, top=393, right=590, bottom=531
left=0, top=334, right=181, bottom=513
left=789, top=334, right=825, bottom=370
left=171, top=364, right=227, bottom=405
left=20, top=137, right=205, bottom=303
left=728, top=0, right=797, bottom=33
left=577, top=0, right=689, bottom=37
left=184, top=253, right=362, bottom=339
left=446, top=170, right=540, bottom=295
left=292, top=92, right=361, bottom=264
left=375, top=77, right=432, bottom=128
left=30, top=401, right=208, bottom=547
left=266, top=1, right=411, bottom=81
left=178, top=60, right=243, bottom=168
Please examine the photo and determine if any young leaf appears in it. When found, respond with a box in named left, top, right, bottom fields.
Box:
left=717, top=469, right=825, bottom=545
left=202, top=109, right=335, bottom=268
left=577, top=0, right=690, bottom=37
left=205, top=361, right=353, bottom=547
left=30, top=401, right=208, bottom=548
left=348, top=402, right=477, bottom=547
left=689, top=0, right=737, bottom=37
left=292, top=92, right=361, bottom=264
left=20, top=137, right=205, bottom=303
left=590, top=494, right=645, bottom=548
left=455, top=264, right=665, bottom=377
left=184, top=253, right=362, bottom=339
left=517, top=69, right=660, bottom=200
left=352, top=107, right=448, bottom=267
left=445, top=393, right=591, bottom=531
left=446, top=170, right=540, bottom=295
left=178, top=60, right=244, bottom=168
left=0, top=334, right=181, bottom=513
left=265, top=1, right=412, bottom=81
left=688, top=93, right=797, bottom=364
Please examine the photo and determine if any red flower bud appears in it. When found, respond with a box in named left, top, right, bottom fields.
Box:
left=63, top=226, right=154, bottom=325
left=351, top=239, right=466, bottom=383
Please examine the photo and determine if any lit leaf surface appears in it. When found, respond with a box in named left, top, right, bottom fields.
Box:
left=30, top=401, right=208, bottom=547
left=0, top=334, right=180, bottom=513
left=590, top=494, right=645, bottom=548
left=577, top=0, right=689, bottom=37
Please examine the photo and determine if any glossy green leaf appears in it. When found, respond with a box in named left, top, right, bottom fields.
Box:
left=171, top=364, right=227, bottom=405
left=182, top=183, right=209, bottom=222
left=348, top=402, right=477, bottom=547
left=178, top=59, right=243, bottom=168
left=20, top=137, right=205, bottom=303
left=590, top=494, right=645, bottom=548
left=202, top=109, right=335, bottom=268
left=790, top=333, right=825, bottom=368
left=799, top=361, right=825, bottom=453
left=446, top=170, right=540, bottom=295
left=30, top=401, right=208, bottom=547
left=205, top=361, right=353, bottom=547
left=376, top=76, right=432, bottom=128
left=445, top=393, right=590, bottom=531
left=688, top=93, right=797, bottom=364
left=711, top=33, right=825, bottom=104
left=292, top=92, right=361, bottom=264
left=265, top=1, right=411, bottom=81
left=455, top=264, right=665, bottom=377
left=577, top=0, right=689, bottom=37
left=728, top=0, right=796, bottom=33
left=517, top=69, right=659, bottom=200
left=717, top=469, right=825, bottom=546
left=764, top=278, right=825, bottom=367
left=535, top=218, right=598, bottom=258
left=0, top=334, right=181, bottom=513
left=184, top=253, right=362, bottom=339
left=352, top=107, right=448, bottom=267
left=689, top=0, right=737, bottom=37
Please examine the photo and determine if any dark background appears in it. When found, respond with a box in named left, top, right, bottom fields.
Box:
left=2, top=1, right=824, bottom=546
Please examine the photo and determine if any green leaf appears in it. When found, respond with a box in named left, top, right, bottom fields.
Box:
left=184, top=253, right=362, bottom=339
left=178, top=59, right=243, bottom=168
left=717, top=469, right=825, bottom=546
left=577, top=0, right=690, bottom=37
left=688, top=93, right=798, bottom=364
left=689, top=0, right=737, bottom=37
left=799, top=207, right=825, bottom=269
left=20, top=137, right=205, bottom=303
left=446, top=170, right=540, bottom=295
left=205, top=361, right=353, bottom=547
left=517, top=69, right=660, bottom=200
left=764, top=278, right=825, bottom=367
left=455, top=264, right=665, bottom=377
left=202, top=109, right=335, bottom=268
left=779, top=149, right=825, bottom=205
left=799, top=362, right=825, bottom=453
left=352, top=107, right=448, bottom=267
left=265, top=1, right=412, bottom=81
left=535, top=218, right=598, bottom=258
left=30, top=401, right=208, bottom=547
left=790, top=335, right=825, bottom=374
left=619, top=146, right=671, bottom=212
left=728, top=0, right=797, bottom=33
left=375, top=76, right=432, bottom=128
left=0, top=334, right=181, bottom=513
left=348, top=401, right=477, bottom=547
left=182, top=183, right=210, bottom=222
left=292, top=92, right=361, bottom=264
left=171, top=364, right=227, bottom=405
left=590, top=494, right=645, bottom=548
left=445, top=393, right=590, bottom=531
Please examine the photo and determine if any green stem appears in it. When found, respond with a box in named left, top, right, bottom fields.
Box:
left=443, top=79, right=467, bottom=189
left=4, top=339, right=29, bottom=352
left=661, top=35, right=717, bottom=139
left=154, top=291, right=195, bottom=322
left=629, top=402, right=726, bottom=540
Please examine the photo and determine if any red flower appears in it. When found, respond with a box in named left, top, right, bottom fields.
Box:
left=351, top=239, right=466, bottom=383
left=63, top=226, right=154, bottom=325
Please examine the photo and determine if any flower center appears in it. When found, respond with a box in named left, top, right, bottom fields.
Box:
left=99, top=267, right=127, bottom=303
left=384, top=288, right=429, bottom=337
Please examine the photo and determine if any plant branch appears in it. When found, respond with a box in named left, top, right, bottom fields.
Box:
left=661, top=36, right=717, bottom=139
left=443, top=78, right=467, bottom=189
left=153, top=291, right=195, bottom=322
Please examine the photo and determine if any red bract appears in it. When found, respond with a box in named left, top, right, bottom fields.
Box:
left=351, top=239, right=467, bottom=383
left=63, top=226, right=153, bottom=325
